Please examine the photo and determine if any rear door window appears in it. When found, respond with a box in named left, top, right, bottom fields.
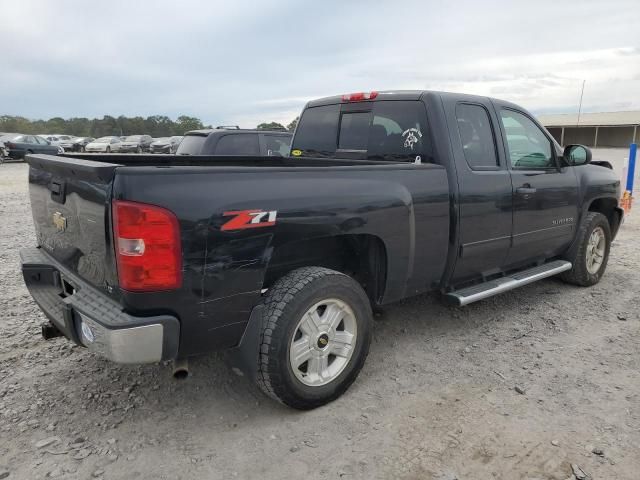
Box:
left=176, top=135, right=207, bottom=155
left=215, top=134, right=260, bottom=155
left=455, top=103, right=499, bottom=169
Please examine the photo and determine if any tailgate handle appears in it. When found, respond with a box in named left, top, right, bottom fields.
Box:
left=50, top=180, right=66, bottom=204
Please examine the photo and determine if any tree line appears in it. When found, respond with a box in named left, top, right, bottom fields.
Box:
left=0, top=115, right=300, bottom=137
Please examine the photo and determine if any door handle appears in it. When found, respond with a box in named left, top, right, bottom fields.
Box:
left=516, top=186, right=537, bottom=195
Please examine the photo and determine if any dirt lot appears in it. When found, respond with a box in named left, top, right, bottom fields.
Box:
left=1, top=161, right=638, bottom=480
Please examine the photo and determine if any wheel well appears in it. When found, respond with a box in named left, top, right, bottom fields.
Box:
left=264, top=235, right=387, bottom=304
left=588, top=197, right=621, bottom=233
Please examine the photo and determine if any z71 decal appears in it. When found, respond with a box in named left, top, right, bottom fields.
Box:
left=221, top=210, right=278, bottom=231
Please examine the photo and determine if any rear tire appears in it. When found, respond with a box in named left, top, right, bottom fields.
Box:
left=560, top=212, right=611, bottom=286
left=257, top=267, right=373, bottom=410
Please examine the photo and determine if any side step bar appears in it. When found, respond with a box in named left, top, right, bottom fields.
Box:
left=445, top=260, right=572, bottom=306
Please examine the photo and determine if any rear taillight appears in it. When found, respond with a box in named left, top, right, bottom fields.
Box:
left=341, top=91, right=378, bottom=102
left=6, top=142, right=15, bottom=149
left=112, top=200, right=182, bottom=292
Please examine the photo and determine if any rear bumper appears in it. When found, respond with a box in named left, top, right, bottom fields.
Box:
left=20, top=247, right=179, bottom=364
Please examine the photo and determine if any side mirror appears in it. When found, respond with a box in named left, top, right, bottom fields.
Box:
left=563, top=144, right=592, bottom=166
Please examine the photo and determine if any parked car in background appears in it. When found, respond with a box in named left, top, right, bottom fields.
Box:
left=1, top=134, right=61, bottom=159
left=149, top=136, right=183, bottom=154
left=119, top=135, right=153, bottom=153
left=59, top=137, right=95, bottom=152
left=39, top=134, right=76, bottom=147
left=0, top=133, right=14, bottom=160
left=176, top=127, right=292, bottom=156
left=85, top=136, right=123, bottom=153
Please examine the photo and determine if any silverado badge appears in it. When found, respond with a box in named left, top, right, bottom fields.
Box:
left=53, top=212, right=67, bottom=232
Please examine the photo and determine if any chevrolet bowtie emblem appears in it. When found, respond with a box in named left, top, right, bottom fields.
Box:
left=53, top=212, right=67, bottom=232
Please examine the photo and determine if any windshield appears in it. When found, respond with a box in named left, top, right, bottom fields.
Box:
left=125, top=135, right=141, bottom=141
left=176, top=135, right=206, bottom=155
left=95, top=137, right=113, bottom=143
left=153, top=137, right=169, bottom=143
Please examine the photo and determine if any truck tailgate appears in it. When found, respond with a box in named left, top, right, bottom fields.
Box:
left=26, top=154, right=120, bottom=294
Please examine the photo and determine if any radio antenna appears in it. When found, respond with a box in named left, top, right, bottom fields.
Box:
left=576, top=80, right=586, bottom=127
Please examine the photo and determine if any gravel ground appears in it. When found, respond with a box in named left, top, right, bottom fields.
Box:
left=1, top=161, right=639, bottom=480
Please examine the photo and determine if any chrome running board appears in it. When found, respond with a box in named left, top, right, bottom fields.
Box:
left=445, top=260, right=572, bottom=306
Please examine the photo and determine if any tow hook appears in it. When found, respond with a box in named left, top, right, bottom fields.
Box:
left=41, top=322, right=64, bottom=340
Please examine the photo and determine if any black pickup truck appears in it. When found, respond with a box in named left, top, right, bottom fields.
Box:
left=21, top=90, right=623, bottom=409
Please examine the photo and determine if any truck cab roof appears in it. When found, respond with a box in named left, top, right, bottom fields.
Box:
left=307, top=90, right=524, bottom=111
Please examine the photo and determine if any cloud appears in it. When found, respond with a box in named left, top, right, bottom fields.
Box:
left=1, top=0, right=639, bottom=127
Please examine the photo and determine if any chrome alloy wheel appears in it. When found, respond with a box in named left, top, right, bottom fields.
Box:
left=289, top=298, right=357, bottom=387
left=586, top=226, right=606, bottom=274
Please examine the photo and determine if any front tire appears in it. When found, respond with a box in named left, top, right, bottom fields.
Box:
left=257, top=267, right=373, bottom=409
left=560, top=212, right=611, bottom=286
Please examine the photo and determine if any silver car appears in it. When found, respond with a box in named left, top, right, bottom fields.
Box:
left=85, top=136, right=123, bottom=153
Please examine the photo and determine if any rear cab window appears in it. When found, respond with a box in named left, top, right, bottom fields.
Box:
left=292, top=100, right=431, bottom=162
left=291, top=104, right=340, bottom=157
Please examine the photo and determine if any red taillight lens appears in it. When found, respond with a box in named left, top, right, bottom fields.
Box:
left=341, top=91, right=378, bottom=102
left=112, top=200, right=182, bottom=292
left=6, top=142, right=15, bottom=149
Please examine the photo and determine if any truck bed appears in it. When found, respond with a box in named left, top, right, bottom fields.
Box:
left=25, top=152, right=450, bottom=357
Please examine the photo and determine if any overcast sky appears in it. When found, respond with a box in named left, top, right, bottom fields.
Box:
left=2, top=0, right=639, bottom=127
